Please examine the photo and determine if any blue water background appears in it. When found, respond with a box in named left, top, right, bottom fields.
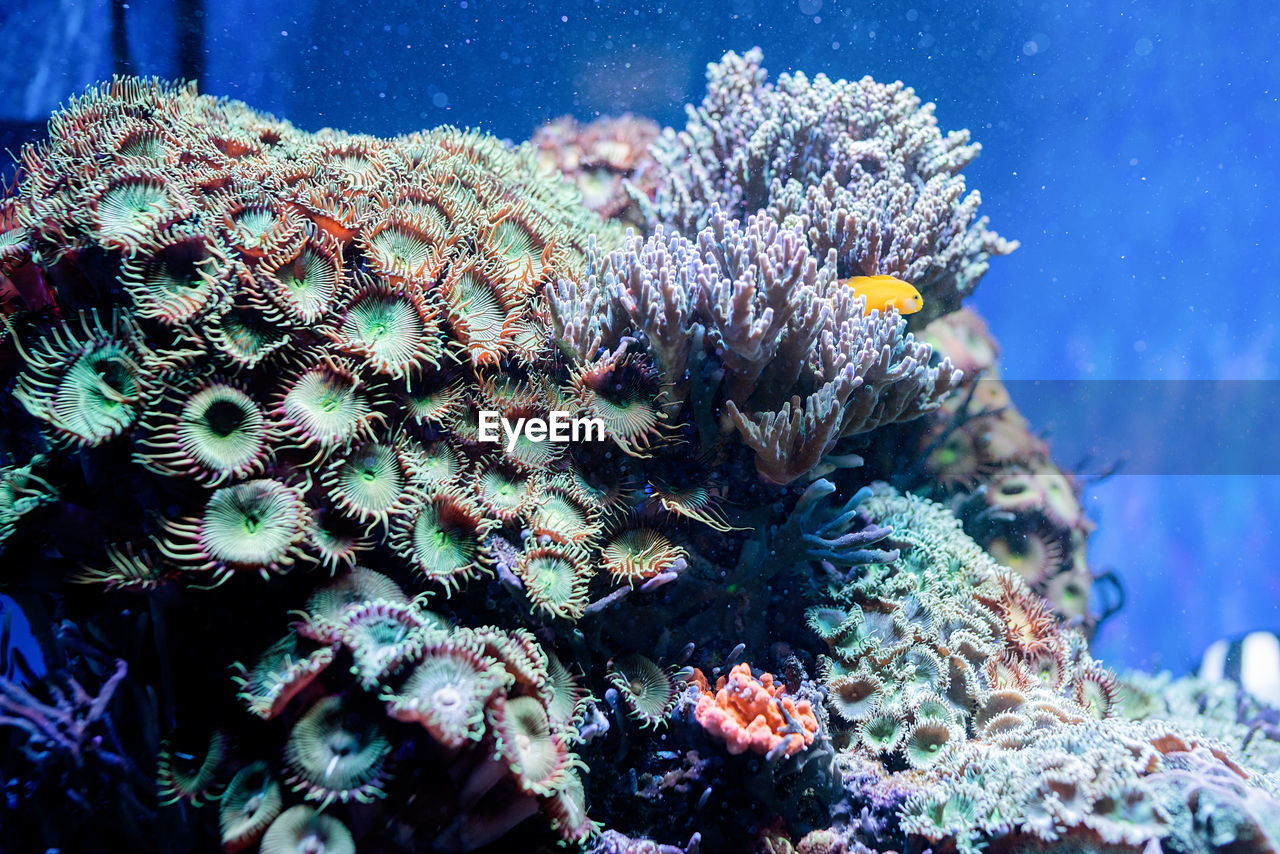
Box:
left=1, top=0, right=1278, bottom=672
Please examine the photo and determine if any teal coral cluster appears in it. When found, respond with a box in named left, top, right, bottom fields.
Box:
left=817, top=486, right=1280, bottom=852
left=0, top=51, right=1275, bottom=854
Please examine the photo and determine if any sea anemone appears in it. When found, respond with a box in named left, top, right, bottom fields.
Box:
left=216, top=192, right=304, bottom=260
left=859, top=708, right=906, bottom=753
left=439, top=257, right=519, bottom=366
left=475, top=372, right=550, bottom=414
left=383, top=636, right=510, bottom=747
left=527, top=478, right=602, bottom=547
left=488, top=694, right=571, bottom=796
left=606, top=653, right=682, bottom=728
left=902, top=719, right=960, bottom=769
left=283, top=695, right=392, bottom=805
left=134, top=376, right=272, bottom=485
left=465, top=626, right=552, bottom=697
left=89, top=168, right=191, bottom=250
left=545, top=766, right=596, bottom=845
left=203, top=296, right=294, bottom=369
left=989, top=575, right=1058, bottom=655
left=306, top=506, right=370, bottom=572
left=600, top=528, right=686, bottom=585
left=338, top=600, right=438, bottom=689
left=514, top=545, right=592, bottom=620
left=544, top=652, right=588, bottom=735
left=474, top=461, right=535, bottom=522
left=232, top=634, right=335, bottom=720
left=496, top=404, right=567, bottom=471
left=12, top=311, right=151, bottom=447
left=359, top=209, right=454, bottom=284
left=291, top=181, right=366, bottom=245
left=975, top=688, right=1028, bottom=727
left=118, top=227, right=226, bottom=324
left=302, top=566, right=408, bottom=630
left=480, top=201, right=559, bottom=293
left=398, top=373, right=469, bottom=426
left=899, top=648, right=950, bottom=695
left=807, top=607, right=851, bottom=642
left=320, top=138, right=388, bottom=191
left=985, top=472, right=1045, bottom=514
left=260, top=805, right=355, bottom=854
left=156, top=729, right=228, bottom=807
left=159, top=478, right=311, bottom=583
left=259, top=233, right=344, bottom=325
left=1023, top=646, right=1069, bottom=690
left=648, top=482, right=738, bottom=533
left=1073, top=663, right=1119, bottom=720
left=322, top=440, right=406, bottom=530
left=568, top=352, right=669, bottom=457
left=826, top=668, right=883, bottom=723
left=219, top=761, right=283, bottom=853
left=273, top=357, right=382, bottom=455
left=328, top=276, right=444, bottom=380
left=984, top=526, right=1068, bottom=587
left=399, top=436, right=464, bottom=490
left=1036, top=468, right=1085, bottom=529
left=390, top=488, right=497, bottom=591
left=71, top=541, right=169, bottom=591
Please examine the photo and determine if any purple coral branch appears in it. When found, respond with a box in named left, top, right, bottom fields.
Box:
left=0, top=658, right=127, bottom=765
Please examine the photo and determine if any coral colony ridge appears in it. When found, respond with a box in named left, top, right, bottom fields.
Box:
left=0, top=47, right=1275, bottom=854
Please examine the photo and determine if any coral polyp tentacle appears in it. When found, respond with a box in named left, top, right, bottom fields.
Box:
left=159, top=478, right=311, bottom=583
left=327, top=275, right=444, bottom=380
left=390, top=487, right=498, bottom=591
left=134, top=374, right=274, bottom=484
left=283, top=695, right=392, bottom=805
left=13, top=310, right=154, bottom=447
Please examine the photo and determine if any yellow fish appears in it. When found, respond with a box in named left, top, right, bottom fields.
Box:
left=841, top=275, right=924, bottom=316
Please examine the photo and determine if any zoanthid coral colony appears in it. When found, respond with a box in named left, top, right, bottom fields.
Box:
left=0, top=50, right=1275, bottom=854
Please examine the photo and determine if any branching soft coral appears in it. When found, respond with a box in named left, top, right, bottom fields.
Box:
left=645, top=48, right=1017, bottom=322
left=549, top=208, right=960, bottom=483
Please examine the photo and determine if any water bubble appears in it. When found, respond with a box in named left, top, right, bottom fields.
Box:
left=906, top=8, right=918, bottom=20
left=1134, top=37, right=1154, bottom=56
left=799, top=0, right=822, bottom=14
left=432, top=92, right=449, bottom=108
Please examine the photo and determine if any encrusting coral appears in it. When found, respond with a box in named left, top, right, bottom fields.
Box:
left=0, top=51, right=1271, bottom=854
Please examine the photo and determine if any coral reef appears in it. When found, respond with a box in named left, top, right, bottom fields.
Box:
left=645, top=49, right=1018, bottom=323
left=693, top=662, right=821, bottom=758
left=811, top=486, right=1280, bottom=854
left=548, top=209, right=960, bottom=484
left=905, top=307, right=1106, bottom=630
left=0, top=50, right=1268, bottom=854
left=532, top=114, right=660, bottom=228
